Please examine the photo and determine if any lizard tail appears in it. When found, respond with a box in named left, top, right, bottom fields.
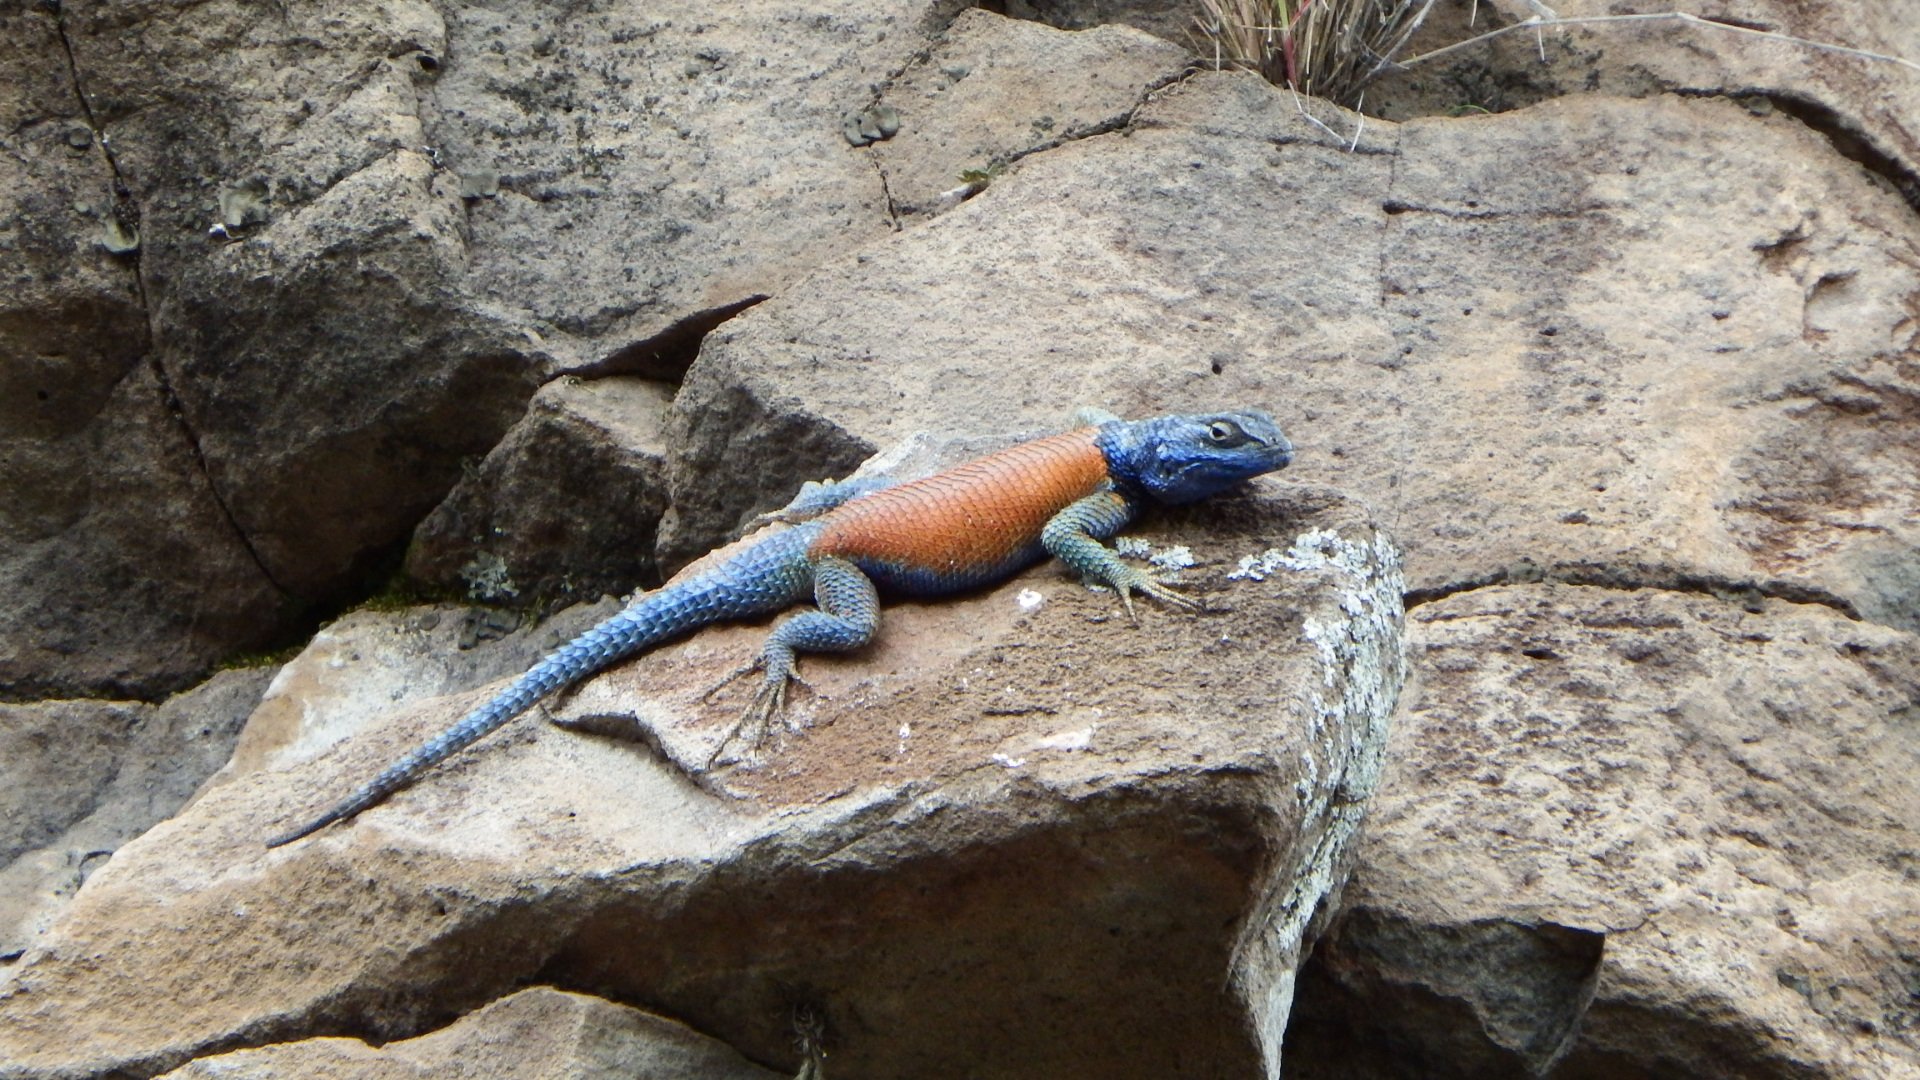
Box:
left=265, top=613, right=650, bottom=848
left=264, top=527, right=817, bottom=849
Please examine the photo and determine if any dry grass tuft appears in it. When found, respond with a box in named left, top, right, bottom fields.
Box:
left=1192, top=0, right=1437, bottom=107
left=1195, top=3, right=1920, bottom=112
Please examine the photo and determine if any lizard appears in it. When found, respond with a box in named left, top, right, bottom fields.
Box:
left=266, top=409, right=1294, bottom=847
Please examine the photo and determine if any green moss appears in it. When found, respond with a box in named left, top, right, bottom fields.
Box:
left=216, top=644, right=305, bottom=671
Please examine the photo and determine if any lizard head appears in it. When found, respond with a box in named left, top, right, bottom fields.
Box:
left=1097, top=411, right=1294, bottom=505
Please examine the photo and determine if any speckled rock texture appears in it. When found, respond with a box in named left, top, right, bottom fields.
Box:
left=153, top=986, right=786, bottom=1080
left=404, top=376, right=675, bottom=608
left=0, top=483, right=1400, bottom=1080
left=4, top=0, right=1919, bottom=1076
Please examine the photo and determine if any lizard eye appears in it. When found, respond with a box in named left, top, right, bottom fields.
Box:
left=1207, top=420, right=1243, bottom=443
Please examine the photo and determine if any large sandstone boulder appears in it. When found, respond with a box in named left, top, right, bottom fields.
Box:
left=642, top=47, right=1919, bottom=1078
left=154, top=986, right=786, bottom=1080
left=0, top=482, right=1401, bottom=1079
left=5, top=1, right=1918, bottom=1075
left=1284, top=585, right=1920, bottom=1078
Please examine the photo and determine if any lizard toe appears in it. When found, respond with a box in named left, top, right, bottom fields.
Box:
left=1104, top=567, right=1200, bottom=618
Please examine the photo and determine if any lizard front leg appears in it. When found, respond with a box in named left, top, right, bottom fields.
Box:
left=710, top=555, right=881, bottom=764
left=1041, top=491, right=1199, bottom=621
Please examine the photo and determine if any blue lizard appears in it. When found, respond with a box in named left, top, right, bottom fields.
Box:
left=266, top=410, right=1293, bottom=846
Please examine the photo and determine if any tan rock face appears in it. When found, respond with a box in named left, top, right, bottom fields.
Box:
left=1287, top=585, right=1920, bottom=1078
left=1370, top=0, right=1920, bottom=206
left=869, top=9, right=1191, bottom=216
left=155, top=986, right=785, bottom=1080
left=666, top=77, right=1920, bottom=629
left=0, top=486, right=1401, bottom=1080
left=638, top=43, right=1920, bottom=1078
left=0, top=671, right=270, bottom=962
left=6, top=1, right=1919, bottom=1076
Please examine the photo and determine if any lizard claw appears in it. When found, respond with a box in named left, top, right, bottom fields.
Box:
left=704, top=666, right=815, bottom=768
left=1106, top=567, right=1201, bottom=623
left=701, top=660, right=762, bottom=703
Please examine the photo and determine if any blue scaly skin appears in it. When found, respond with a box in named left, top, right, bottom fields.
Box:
left=266, top=411, right=1293, bottom=847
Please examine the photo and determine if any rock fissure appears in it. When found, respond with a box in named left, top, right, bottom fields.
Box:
left=47, top=5, right=291, bottom=606
left=1405, top=565, right=1863, bottom=623
left=983, top=62, right=1210, bottom=180
left=1380, top=197, right=1612, bottom=220
left=867, top=147, right=903, bottom=230
left=576, top=295, right=769, bottom=382
left=1680, top=87, right=1920, bottom=217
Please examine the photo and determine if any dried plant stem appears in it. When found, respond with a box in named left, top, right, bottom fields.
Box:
left=1194, top=0, right=1438, bottom=107
left=1386, top=11, right=1920, bottom=78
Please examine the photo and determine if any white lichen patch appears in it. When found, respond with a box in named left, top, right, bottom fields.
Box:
left=1148, top=544, right=1196, bottom=570
left=459, top=552, right=519, bottom=602
left=1231, top=525, right=1407, bottom=1068
left=1034, top=725, right=1095, bottom=752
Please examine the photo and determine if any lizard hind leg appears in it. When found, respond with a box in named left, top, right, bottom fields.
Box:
left=706, top=555, right=881, bottom=767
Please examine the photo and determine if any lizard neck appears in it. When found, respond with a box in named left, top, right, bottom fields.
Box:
left=1093, top=420, right=1149, bottom=503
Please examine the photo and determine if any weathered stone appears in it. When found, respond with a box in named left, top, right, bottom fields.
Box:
left=1370, top=1, right=1920, bottom=212
left=0, top=669, right=269, bottom=961
left=222, top=598, right=622, bottom=781
left=0, top=702, right=147, bottom=869
left=1001, top=0, right=1199, bottom=45
left=8, top=2, right=1918, bottom=1073
left=0, top=485, right=1402, bottom=1080
left=1286, top=585, right=1920, bottom=1078
left=870, top=9, right=1191, bottom=216
left=662, top=77, right=1920, bottom=634
left=405, top=376, right=674, bottom=607
left=0, top=10, right=286, bottom=700
left=417, top=0, right=929, bottom=369
left=155, top=986, right=785, bottom=1080
left=5, top=0, right=965, bottom=697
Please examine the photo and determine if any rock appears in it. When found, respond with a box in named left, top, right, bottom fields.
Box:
left=4, top=0, right=964, bottom=697
left=0, top=484, right=1403, bottom=1080
left=642, top=65, right=1920, bottom=1072
left=405, top=376, right=675, bottom=607
left=221, top=599, right=623, bottom=780
left=1285, top=585, right=1920, bottom=1078
left=0, top=702, right=148, bottom=870
left=868, top=9, right=1191, bottom=216
left=418, top=0, right=926, bottom=370
left=662, top=76, right=1920, bottom=631
left=0, top=669, right=270, bottom=961
left=154, top=986, right=785, bottom=1079
left=8, top=0, right=1919, bottom=1072
left=0, top=10, right=285, bottom=700
left=1369, top=1, right=1920, bottom=211
left=1000, top=0, right=1199, bottom=45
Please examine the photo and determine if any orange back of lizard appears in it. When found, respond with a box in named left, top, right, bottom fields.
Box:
left=807, top=427, right=1111, bottom=594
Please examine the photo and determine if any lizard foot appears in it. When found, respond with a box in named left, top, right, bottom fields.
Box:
left=702, top=663, right=816, bottom=768
left=1105, top=566, right=1202, bottom=624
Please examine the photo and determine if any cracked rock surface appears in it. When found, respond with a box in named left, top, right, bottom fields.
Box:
left=4, top=0, right=1920, bottom=1076
left=0, top=485, right=1400, bottom=1080
left=1288, top=585, right=1920, bottom=1078
left=153, top=986, right=786, bottom=1079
